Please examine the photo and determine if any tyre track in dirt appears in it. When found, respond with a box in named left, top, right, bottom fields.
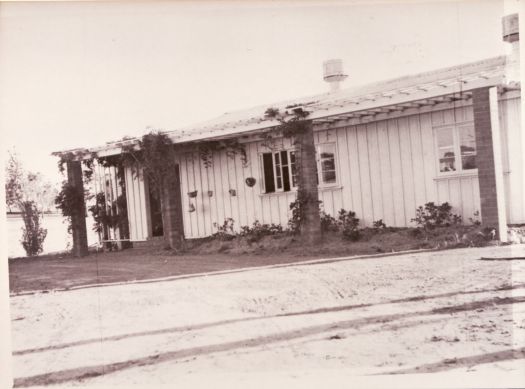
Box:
left=13, top=295, right=525, bottom=387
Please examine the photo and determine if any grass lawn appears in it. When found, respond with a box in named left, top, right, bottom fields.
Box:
left=9, top=225, right=492, bottom=294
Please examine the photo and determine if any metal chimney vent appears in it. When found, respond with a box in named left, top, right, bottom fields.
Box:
left=323, top=59, right=348, bottom=92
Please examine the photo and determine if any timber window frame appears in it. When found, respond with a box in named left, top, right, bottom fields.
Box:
left=316, top=143, right=338, bottom=186
left=259, top=142, right=338, bottom=194
left=434, top=123, right=477, bottom=176
left=260, top=149, right=297, bottom=194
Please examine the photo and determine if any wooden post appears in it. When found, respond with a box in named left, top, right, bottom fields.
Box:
left=66, top=160, right=89, bottom=257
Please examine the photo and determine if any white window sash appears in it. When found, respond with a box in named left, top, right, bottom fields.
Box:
left=316, top=143, right=338, bottom=186
left=434, top=123, right=477, bottom=176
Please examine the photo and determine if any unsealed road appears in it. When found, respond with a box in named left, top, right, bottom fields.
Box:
left=9, top=245, right=525, bottom=387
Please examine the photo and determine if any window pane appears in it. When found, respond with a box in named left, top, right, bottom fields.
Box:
left=280, top=151, right=290, bottom=191
left=280, top=150, right=288, bottom=165
left=318, top=144, right=336, bottom=184
left=323, top=170, right=336, bottom=183
left=321, top=159, right=335, bottom=171
left=459, top=126, right=477, bottom=170
left=290, top=151, right=298, bottom=187
left=262, top=153, right=275, bottom=193
left=439, top=148, right=456, bottom=172
left=274, top=152, right=282, bottom=189
left=436, top=128, right=454, bottom=148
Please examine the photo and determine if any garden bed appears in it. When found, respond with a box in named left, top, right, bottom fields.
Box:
left=187, top=224, right=497, bottom=258
left=9, top=223, right=498, bottom=295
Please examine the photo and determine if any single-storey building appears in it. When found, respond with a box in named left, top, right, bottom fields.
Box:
left=55, top=13, right=524, bottom=253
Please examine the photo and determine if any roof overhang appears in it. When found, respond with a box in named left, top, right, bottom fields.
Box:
left=53, top=56, right=518, bottom=161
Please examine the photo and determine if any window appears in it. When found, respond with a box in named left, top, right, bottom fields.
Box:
left=260, top=143, right=337, bottom=193
left=261, top=150, right=297, bottom=193
left=317, top=143, right=337, bottom=184
left=435, top=124, right=477, bottom=174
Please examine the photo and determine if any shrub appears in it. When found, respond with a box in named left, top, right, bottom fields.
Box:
left=469, top=210, right=481, bottom=226
left=320, top=212, right=339, bottom=232
left=239, top=220, right=283, bottom=242
left=20, top=200, right=47, bottom=256
left=411, top=202, right=462, bottom=230
left=373, top=219, right=387, bottom=232
left=212, top=218, right=235, bottom=241
left=288, top=197, right=304, bottom=234
left=338, top=209, right=360, bottom=241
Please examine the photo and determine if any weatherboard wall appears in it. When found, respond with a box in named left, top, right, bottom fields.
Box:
left=122, top=94, right=522, bottom=241
left=499, top=94, right=524, bottom=224
left=174, top=105, right=480, bottom=239
left=123, top=166, right=151, bottom=241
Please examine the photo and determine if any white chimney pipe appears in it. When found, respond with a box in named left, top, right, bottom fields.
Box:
left=502, top=13, right=520, bottom=83
left=323, top=59, right=348, bottom=93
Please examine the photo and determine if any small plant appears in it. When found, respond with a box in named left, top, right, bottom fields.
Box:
left=288, top=195, right=321, bottom=234
left=239, top=220, right=283, bottom=242
left=19, top=201, right=48, bottom=256
left=338, top=209, right=360, bottom=241
left=213, top=218, right=235, bottom=241
left=373, top=219, right=387, bottom=232
left=469, top=210, right=481, bottom=226
left=320, top=212, right=339, bottom=232
left=411, top=202, right=462, bottom=230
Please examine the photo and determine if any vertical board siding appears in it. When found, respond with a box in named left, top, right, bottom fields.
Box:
left=387, top=119, right=406, bottom=226
left=366, top=122, right=383, bottom=222
left=376, top=121, right=396, bottom=226
left=176, top=104, right=491, bottom=238
left=336, top=127, right=353, bottom=212
left=198, top=155, right=212, bottom=236
left=356, top=124, right=374, bottom=225
left=408, top=116, right=427, bottom=209
left=186, top=153, right=199, bottom=237
left=347, top=126, right=365, bottom=219
left=124, top=166, right=148, bottom=241
left=398, top=117, right=417, bottom=224
left=420, top=113, right=438, bottom=202
left=499, top=96, right=524, bottom=223
left=212, top=149, right=225, bottom=230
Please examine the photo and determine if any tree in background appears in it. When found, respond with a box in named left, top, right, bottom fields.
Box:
left=4, top=149, right=53, bottom=256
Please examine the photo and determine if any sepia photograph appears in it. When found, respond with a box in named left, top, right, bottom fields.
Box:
left=1, top=0, right=525, bottom=388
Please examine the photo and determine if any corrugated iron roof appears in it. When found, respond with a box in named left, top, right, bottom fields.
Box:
left=55, top=55, right=512, bottom=158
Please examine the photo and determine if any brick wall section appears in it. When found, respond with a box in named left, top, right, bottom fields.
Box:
left=66, top=161, right=89, bottom=257
left=161, top=162, right=185, bottom=250
left=472, top=87, right=499, bottom=229
left=297, top=121, right=322, bottom=244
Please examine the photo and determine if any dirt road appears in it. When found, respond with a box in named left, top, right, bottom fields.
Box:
left=9, top=245, right=525, bottom=387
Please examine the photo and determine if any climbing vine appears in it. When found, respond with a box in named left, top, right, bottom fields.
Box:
left=88, top=191, right=128, bottom=235
left=197, top=139, right=248, bottom=168
left=54, top=181, right=86, bottom=234
left=264, top=106, right=320, bottom=240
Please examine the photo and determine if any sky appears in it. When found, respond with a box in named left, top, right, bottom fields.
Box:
left=0, top=0, right=514, bottom=186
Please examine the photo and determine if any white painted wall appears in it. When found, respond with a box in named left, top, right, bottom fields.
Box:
left=175, top=104, right=485, bottom=238
left=124, top=166, right=151, bottom=241
left=124, top=95, right=523, bottom=240
left=499, top=93, right=524, bottom=224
